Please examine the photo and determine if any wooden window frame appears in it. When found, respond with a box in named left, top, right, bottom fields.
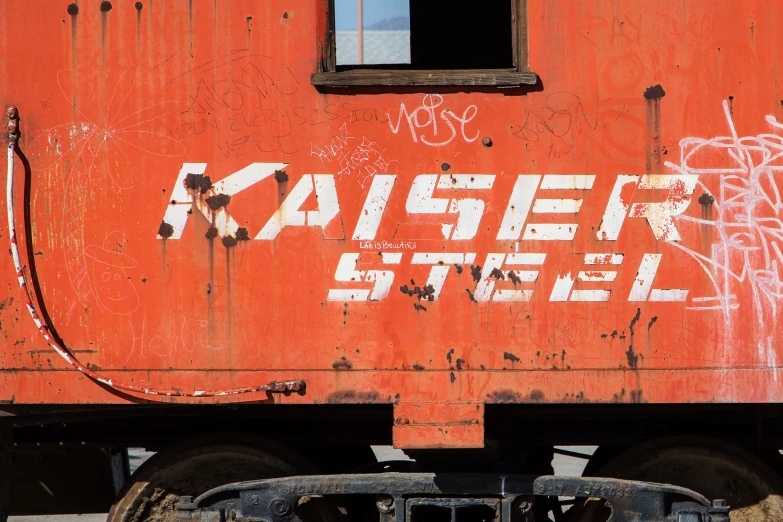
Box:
left=312, top=0, right=538, bottom=87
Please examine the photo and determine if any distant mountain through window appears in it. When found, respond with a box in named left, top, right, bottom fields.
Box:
left=366, top=16, right=410, bottom=30
left=334, top=0, right=409, bottom=30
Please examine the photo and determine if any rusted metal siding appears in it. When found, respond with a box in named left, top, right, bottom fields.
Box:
left=0, top=0, right=781, bottom=448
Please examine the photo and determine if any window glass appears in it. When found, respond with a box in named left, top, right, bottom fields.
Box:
left=335, top=0, right=411, bottom=66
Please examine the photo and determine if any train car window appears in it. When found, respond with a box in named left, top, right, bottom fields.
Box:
left=313, top=0, right=538, bottom=87
left=335, top=0, right=412, bottom=66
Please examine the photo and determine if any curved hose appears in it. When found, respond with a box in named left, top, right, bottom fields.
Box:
left=5, top=106, right=303, bottom=398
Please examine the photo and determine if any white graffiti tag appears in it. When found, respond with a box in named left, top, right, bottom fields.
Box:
left=387, top=94, right=479, bottom=147
left=669, top=100, right=783, bottom=325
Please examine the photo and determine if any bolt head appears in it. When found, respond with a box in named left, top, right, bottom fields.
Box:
left=515, top=496, right=534, bottom=513
left=376, top=496, right=395, bottom=513
left=482, top=136, right=493, bottom=147
left=6, top=106, right=17, bottom=119
left=713, top=499, right=728, bottom=508
left=270, top=498, right=292, bottom=516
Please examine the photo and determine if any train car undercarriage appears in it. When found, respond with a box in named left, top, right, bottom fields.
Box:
left=175, top=473, right=730, bottom=522
left=4, top=404, right=783, bottom=522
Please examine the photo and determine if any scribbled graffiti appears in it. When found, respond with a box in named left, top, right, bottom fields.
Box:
left=29, top=65, right=185, bottom=313
left=511, top=92, right=629, bottom=158
left=85, top=231, right=139, bottom=315
left=310, top=123, right=399, bottom=187
left=669, top=100, right=783, bottom=324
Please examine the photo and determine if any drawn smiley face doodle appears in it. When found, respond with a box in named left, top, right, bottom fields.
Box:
left=85, top=231, right=140, bottom=315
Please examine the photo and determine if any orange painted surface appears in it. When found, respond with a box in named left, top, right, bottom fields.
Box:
left=0, top=1, right=781, bottom=447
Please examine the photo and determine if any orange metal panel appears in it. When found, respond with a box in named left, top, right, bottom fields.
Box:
left=0, top=0, right=781, bottom=447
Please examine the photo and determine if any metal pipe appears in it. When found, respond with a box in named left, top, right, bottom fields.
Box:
left=357, top=0, right=364, bottom=64
left=4, top=106, right=303, bottom=399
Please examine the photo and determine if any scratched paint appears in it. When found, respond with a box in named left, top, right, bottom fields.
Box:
left=0, top=0, right=782, bottom=449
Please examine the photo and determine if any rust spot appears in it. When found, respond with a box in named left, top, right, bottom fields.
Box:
left=507, top=271, right=521, bottom=285
left=643, top=84, right=666, bottom=100
left=455, top=358, right=465, bottom=370
left=326, top=391, right=382, bottom=404
left=610, top=330, right=617, bottom=338
left=489, top=268, right=505, bottom=280
left=465, top=289, right=477, bottom=302
left=205, top=227, right=218, bottom=240
left=698, top=192, right=715, bottom=205
left=332, top=357, right=352, bottom=370
left=446, top=348, right=454, bottom=363
left=449, top=372, right=455, bottom=383
left=529, top=390, right=545, bottom=401
left=648, top=316, right=658, bottom=330
left=565, top=391, right=588, bottom=403
left=283, top=11, right=289, bottom=18
left=67, top=3, right=79, bottom=15
left=413, top=364, right=425, bottom=371
left=503, top=351, right=520, bottom=362
left=454, top=264, right=463, bottom=275
left=644, top=85, right=665, bottom=173
left=135, top=2, right=143, bottom=10
left=100, top=1, right=112, bottom=12
left=625, top=308, right=642, bottom=368
left=413, top=303, right=427, bottom=312
left=631, top=390, right=644, bottom=403
left=158, top=221, right=174, bottom=238
left=629, top=309, right=641, bottom=337
left=236, top=228, right=250, bottom=241
left=274, top=170, right=289, bottom=183
left=489, top=390, right=520, bottom=403
left=222, top=236, right=238, bottom=247
left=399, top=284, right=435, bottom=301
left=206, top=194, right=231, bottom=210
left=441, top=162, right=451, bottom=171
left=600, top=333, right=608, bottom=338
left=470, top=265, right=482, bottom=282
left=185, top=173, right=213, bottom=193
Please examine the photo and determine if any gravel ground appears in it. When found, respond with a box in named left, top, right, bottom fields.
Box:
left=8, top=446, right=594, bottom=521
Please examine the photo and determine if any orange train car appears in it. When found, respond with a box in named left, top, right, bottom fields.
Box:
left=0, top=0, right=781, bottom=520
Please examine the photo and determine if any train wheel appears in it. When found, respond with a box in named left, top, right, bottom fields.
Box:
left=568, top=437, right=783, bottom=521
left=107, top=433, right=325, bottom=522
